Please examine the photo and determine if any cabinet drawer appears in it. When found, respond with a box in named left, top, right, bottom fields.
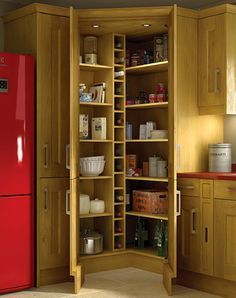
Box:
left=178, top=178, right=200, bottom=197
left=214, top=180, right=236, bottom=200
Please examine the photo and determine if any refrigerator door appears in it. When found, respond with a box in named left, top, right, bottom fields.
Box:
left=0, top=53, right=34, bottom=196
left=0, top=195, right=34, bottom=293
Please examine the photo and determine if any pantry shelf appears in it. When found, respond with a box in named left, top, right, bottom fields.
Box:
left=80, top=102, right=113, bottom=107
left=80, top=63, right=112, bottom=71
left=126, top=61, right=168, bottom=75
left=79, top=250, right=126, bottom=260
left=80, top=139, right=113, bottom=143
left=80, top=213, right=113, bottom=218
left=126, top=246, right=167, bottom=260
left=126, top=176, right=168, bottom=182
left=126, top=139, right=168, bottom=143
left=80, top=176, right=113, bottom=180
left=126, top=102, right=168, bottom=109
left=126, top=211, right=168, bottom=221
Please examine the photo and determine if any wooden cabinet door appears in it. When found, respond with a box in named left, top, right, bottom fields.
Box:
left=38, top=178, right=69, bottom=271
left=198, top=14, right=226, bottom=114
left=37, top=14, right=70, bottom=178
left=178, top=195, right=200, bottom=272
left=214, top=199, right=236, bottom=281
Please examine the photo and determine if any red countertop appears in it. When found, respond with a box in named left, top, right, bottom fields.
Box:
left=177, top=172, right=236, bottom=180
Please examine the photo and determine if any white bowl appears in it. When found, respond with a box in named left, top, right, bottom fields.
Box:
left=80, top=156, right=104, bottom=162
left=80, top=160, right=105, bottom=176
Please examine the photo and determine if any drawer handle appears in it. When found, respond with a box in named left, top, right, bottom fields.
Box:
left=178, top=185, right=195, bottom=190
left=205, top=227, right=208, bottom=243
left=191, top=209, right=196, bottom=234
left=44, top=188, right=48, bottom=212
left=176, top=190, right=181, bottom=216
left=66, top=189, right=70, bottom=215
left=227, top=187, right=236, bottom=192
left=214, top=68, right=220, bottom=93
left=43, top=144, right=48, bottom=169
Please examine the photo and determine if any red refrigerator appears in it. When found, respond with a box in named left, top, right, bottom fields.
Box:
left=0, top=53, right=34, bottom=293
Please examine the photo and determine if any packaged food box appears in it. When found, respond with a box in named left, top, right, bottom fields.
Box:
left=80, top=114, right=89, bottom=139
left=133, top=190, right=168, bottom=214
left=92, top=117, right=106, bottom=140
left=126, top=155, right=137, bottom=171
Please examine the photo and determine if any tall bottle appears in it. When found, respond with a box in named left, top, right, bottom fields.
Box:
left=126, top=182, right=131, bottom=211
left=154, top=220, right=168, bottom=257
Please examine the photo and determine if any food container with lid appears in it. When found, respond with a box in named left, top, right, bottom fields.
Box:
left=208, top=143, right=232, bottom=172
left=156, top=160, right=168, bottom=177
left=84, top=36, right=97, bottom=64
left=80, top=230, right=103, bottom=255
left=90, top=198, right=105, bottom=214
left=79, top=194, right=90, bottom=215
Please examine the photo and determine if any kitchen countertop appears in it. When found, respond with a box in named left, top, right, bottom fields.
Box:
left=178, top=172, right=236, bottom=180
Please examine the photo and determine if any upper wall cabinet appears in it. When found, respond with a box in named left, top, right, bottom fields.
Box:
left=198, top=12, right=236, bottom=115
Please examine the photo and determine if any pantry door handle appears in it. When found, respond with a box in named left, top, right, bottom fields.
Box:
left=176, top=190, right=181, bottom=216
left=66, top=189, right=70, bottom=215
left=44, top=188, right=48, bottom=212
left=227, top=187, right=236, bottom=192
left=191, top=209, right=196, bottom=234
left=66, top=144, right=70, bottom=170
left=205, top=227, right=208, bottom=243
left=43, top=144, right=48, bottom=169
left=214, top=68, right=220, bottom=93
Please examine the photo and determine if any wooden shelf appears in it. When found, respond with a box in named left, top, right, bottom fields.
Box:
left=114, top=187, right=124, bottom=190
left=80, top=102, right=112, bottom=107
left=114, top=110, right=124, bottom=113
left=114, top=217, right=124, bottom=221
left=80, top=176, right=113, bottom=180
left=114, top=125, right=124, bottom=128
left=114, top=95, right=124, bottom=98
left=80, top=139, right=112, bottom=143
left=114, top=172, right=124, bottom=175
left=114, top=156, right=124, bottom=159
left=126, top=61, right=168, bottom=75
left=114, top=64, right=125, bottom=67
left=114, top=79, right=124, bottom=83
left=114, top=48, right=124, bottom=52
left=80, top=63, right=112, bottom=71
left=114, top=141, right=124, bottom=144
left=126, top=176, right=168, bottom=182
left=114, top=233, right=124, bottom=236
left=126, top=211, right=168, bottom=221
left=126, top=139, right=168, bottom=143
left=80, top=212, right=113, bottom=218
left=126, top=102, right=168, bottom=109
left=127, top=246, right=167, bottom=260
left=80, top=250, right=126, bottom=260
left=114, top=202, right=124, bottom=205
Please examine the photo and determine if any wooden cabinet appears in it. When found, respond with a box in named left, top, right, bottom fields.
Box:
left=178, top=178, right=213, bottom=275
left=214, top=180, right=236, bottom=281
left=178, top=179, right=200, bottom=272
left=37, top=14, right=70, bottom=178
left=198, top=12, right=236, bottom=115
left=38, top=178, right=69, bottom=280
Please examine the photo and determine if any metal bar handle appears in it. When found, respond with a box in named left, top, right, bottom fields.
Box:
left=44, top=188, right=48, bottom=212
left=214, top=68, right=220, bottom=93
left=176, top=190, right=181, bottom=216
left=66, top=189, right=70, bottom=215
left=191, top=209, right=196, bottom=234
left=43, top=144, right=48, bottom=169
left=178, top=185, right=195, bottom=190
left=205, top=227, right=208, bottom=243
left=66, top=144, right=70, bottom=170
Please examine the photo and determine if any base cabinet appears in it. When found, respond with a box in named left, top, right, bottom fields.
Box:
left=38, top=178, right=69, bottom=275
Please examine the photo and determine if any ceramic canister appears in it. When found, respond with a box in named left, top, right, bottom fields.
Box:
left=156, top=160, right=168, bottom=177
left=80, top=194, right=90, bottom=215
left=149, top=156, right=161, bottom=177
left=90, top=198, right=105, bottom=214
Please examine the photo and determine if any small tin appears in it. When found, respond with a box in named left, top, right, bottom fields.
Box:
left=149, top=94, right=157, bottom=103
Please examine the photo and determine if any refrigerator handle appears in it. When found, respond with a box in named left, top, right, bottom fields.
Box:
left=44, top=188, right=48, bottom=212
left=66, top=144, right=70, bottom=170
left=66, top=189, right=70, bottom=215
left=43, top=144, right=48, bottom=169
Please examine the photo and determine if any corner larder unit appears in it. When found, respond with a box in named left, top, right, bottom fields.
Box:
left=4, top=3, right=224, bottom=296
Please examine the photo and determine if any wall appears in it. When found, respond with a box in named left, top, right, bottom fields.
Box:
left=224, top=116, right=236, bottom=163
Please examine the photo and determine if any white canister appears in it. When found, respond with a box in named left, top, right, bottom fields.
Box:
left=148, top=156, right=161, bottom=177
left=208, top=143, right=232, bottom=172
left=90, top=198, right=105, bottom=214
left=80, top=194, right=90, bottom=215
left=157, top=160, right=168, bottom=177
left=84, top=53, right=97, bottom=64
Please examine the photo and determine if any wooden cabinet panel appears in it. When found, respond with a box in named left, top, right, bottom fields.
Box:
left=198, top=14, right=226, bottom=114
left=214, top=180, right=236, bottom=200
left=178, top=195, right=200, bottom=272
left=37, top=14, right=70, bottom=178
left=214, top=199, right=236, bottom=281
left=39, top=178, right=69, bottom=270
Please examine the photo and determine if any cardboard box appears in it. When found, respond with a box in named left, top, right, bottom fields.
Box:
left=80, top=114, right=89, bottom=139
left=132, top=190, right=168, bottom=214
left=92, top=117, right=106, bottom=140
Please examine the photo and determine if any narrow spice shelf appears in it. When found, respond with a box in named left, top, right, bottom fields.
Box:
left=126, top=176, right=168, bottom=182
left=126, top=211, right=168, bottom=221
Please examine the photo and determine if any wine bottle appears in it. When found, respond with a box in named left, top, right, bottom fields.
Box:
left=126, top=182, right=131, bottom=211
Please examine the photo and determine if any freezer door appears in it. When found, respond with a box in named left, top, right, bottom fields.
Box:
left=0, top=53, right=34, bottom=196
left=0, top=195, right=34, bottom=293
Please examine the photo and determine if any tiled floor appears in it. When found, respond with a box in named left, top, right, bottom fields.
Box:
left=3, top=268, right=221, bottom=298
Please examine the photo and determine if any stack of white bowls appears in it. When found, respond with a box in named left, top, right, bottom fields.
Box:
left=80, top=156, right=105, bottom=176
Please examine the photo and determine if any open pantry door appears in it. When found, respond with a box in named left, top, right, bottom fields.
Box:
left=69, top=7, right=82, bottom=293
left=163, top=4, right=177, bottom=295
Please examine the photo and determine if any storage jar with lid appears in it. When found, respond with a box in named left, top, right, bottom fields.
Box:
left=90, top=198, right=105, bottom=214
left=208, top=143, right=232, bottom=172
left=79, top=194, right=90, bottom=215
left=84, top=36, right=97, bottom=64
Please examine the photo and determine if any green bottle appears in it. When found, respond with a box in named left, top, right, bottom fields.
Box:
left=154, top=220, right=168, bottom=257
